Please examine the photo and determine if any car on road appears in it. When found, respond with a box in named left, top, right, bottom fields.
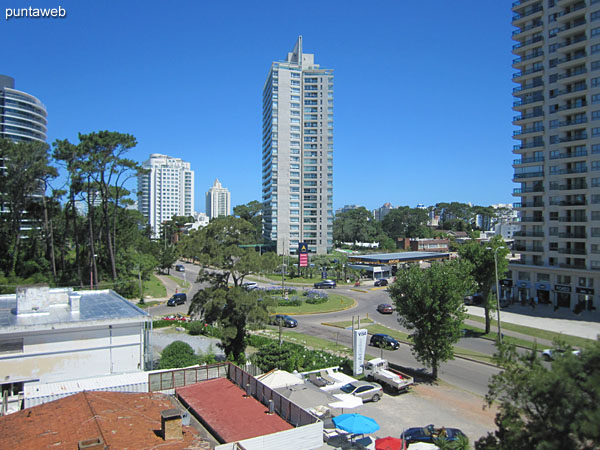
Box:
left=314, top=279, right=336, bottom=289
left=542, top=347, right=581, bottom=361
left=374, top=278, right=388, bottom=287
left=241, top=281, right=259, bottom=291
left=270, top=314, right=298, bottom=328
left=175, top=264, right=185, bottom=272
left=464, top=293, right=483, bottom=305
left=377, top=303, right=394, bottom=314
left=167, top=293, right=187, bottom=306
left=369, top=333, right=400, bottom=350
left=339, top=381, right=383, bottom=402
left=401, top=424, right=467, bottom=444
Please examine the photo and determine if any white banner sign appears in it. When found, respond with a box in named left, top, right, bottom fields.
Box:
left=353, top=329, right=368, bottom=376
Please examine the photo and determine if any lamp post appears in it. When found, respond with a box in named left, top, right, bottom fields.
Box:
left=487, top=246, right=505, bottom=343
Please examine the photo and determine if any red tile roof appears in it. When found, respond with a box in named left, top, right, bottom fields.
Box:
left=0, top=390, right=205, bottom=449
left=177, top=378, right=293, bottom=443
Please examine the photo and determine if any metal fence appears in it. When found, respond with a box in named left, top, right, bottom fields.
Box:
left=148, top=363, right=229, bottom=391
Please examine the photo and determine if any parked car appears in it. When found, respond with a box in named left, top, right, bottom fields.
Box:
left=270, top=314, right=298, bottom=328
left=314, top=279, right=336, bottom=289
left=374, top=278, right=388, bottom=287
left=542, top=347, right=581, bottom=361
left=369, top=333, right=400, bottom=350
left=377, top=303, right=394, bottom=314
left=167, top=293, right=187, bottom=306
left=463, top=293, right=483, bottom=305
left=401, top=424, right=467, bottom=444
left=241, top=281, right=258, bottom=291
left=175, top=264, right=185, bottom=272
left=339, top=381, right=383, bottom=402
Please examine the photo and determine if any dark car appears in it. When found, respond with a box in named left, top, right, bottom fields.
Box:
left=270, top=314, right=298, bottom=328
left=377, top=303, right=394, bottom=314
left=401, top=424, right=466, bottom=444
left=464, top=293, right=483, bottom=305
left=314, top=279, right=336, bottom=289
left=369, top=333, right=399, bottom=350
left=175, top=264, right=185, bottom=272
left=374, top=278, right=388, bottom=287
left=167, top=293, right=187, bottom=306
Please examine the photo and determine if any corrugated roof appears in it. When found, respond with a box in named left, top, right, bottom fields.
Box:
left=348, top=251, right=449, bottom=264
left=0, top=289, right=149, bottom=332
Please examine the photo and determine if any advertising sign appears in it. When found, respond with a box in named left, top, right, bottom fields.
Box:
left=298, top=242, right=308, bottom=267
left=352, top=329, right=368, bottom=376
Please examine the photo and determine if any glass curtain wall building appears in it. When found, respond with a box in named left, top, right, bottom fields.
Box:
left=0, top=75, right=47, bottom=143
left=262, top=36, right=334, bottom=255
left=510, top=0, right=600, bottom=311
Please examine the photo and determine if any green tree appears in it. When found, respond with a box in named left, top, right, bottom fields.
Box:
left=381, top=206, right=431, bottom=240
left=158, top=340, right=198, bottom=369
left=389, top=260, right=475, bottom=379
left=184, top=216, right=278, bottom=362
left=475, top=340, right=600, bottom=450
left=333, top=207, right=381, bottom=244
left=0, top=139, right=57, bottom=275
left=234, top=200, right=263, bottom=243
left=457, top=236, right=509, bottom=334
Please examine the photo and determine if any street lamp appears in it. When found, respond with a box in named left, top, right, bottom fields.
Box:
left=486, top=246, right=506, bottom=343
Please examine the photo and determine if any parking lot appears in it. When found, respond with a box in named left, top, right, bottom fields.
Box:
left=322, top=382, right=498, bottom=447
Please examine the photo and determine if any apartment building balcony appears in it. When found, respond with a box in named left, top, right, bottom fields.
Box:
left=513, top=230, right=544, bottom=238
left=558, top=133, right=587, bottom=143
left=512, top=0, right=538, bottom=10
left=560, top=199, right=587, bottom=206
left=559, top=216, right=587, bottom=223
left=549, top=183, right=587, bottom=191
left=510, top=258, right=546, bottom=266
left=554, top=19, right=587, bottom=38
left=513, top=95, right=544, bottom=108
left=513, top=80, right=544, bottom=94
left=512, top=66, right=544, bottom=80
left=559, top=248, right=587, bottom=255
left=556, top=66, right=587, bottom=81
left=513, top=171, right=544, bottom=180
left=513, top=201, right=544, bottom=208
left=550, top=85, right=587, bottom=100
left=550, top=149, right=587, bottom=160
left=556, top=3, right=586, bottom=23
left=559, top=262, right=587, bottom=269
left=513, top=186, right=544, bottom=195
left=517, top=216, right=544, bottom=223
left=513, top=141, right=544, bottom=151
left=513, top=50, right=544, bottom=67
left=512, top=4, right=543, bottom=24
left=512, top=34, right=543, bottom=52
left=513, top=156, right=544, bottom=166
left=515, top=245, right=545, bottom=253
left=558, top=231, right=586, bottom=239
left=557, top=35, right=587, bottom=53
left=550, top=166, right=587, bottom=175
left=556, top=52, right=587, bottom=69
left=513, top=111, right=544, bottom=123
left=513, top=125, right=544, bottom=136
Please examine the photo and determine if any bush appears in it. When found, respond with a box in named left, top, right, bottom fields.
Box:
left=158, top=340, right=198, bottom=369
left=278, top=299, right=303, bottom=307
left=306, top=296, right=327, bottom=305
left=187, top=321, right=222, bottom=338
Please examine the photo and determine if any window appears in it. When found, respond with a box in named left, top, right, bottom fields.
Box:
left=592, top=61, right=600, bottom=71
left=291, top=80, right=300, bottom=86
left=0, top=338, right=23, bottom=354
left=592, top=27, right=600, bottom=37
left=592, top=10, right=600, bottom=22
left=290, top=72, right=300, bottom=78
left=593, top=128, right=600, bottom=137
left=593, top=160, right=600, bottom=171
left=593, top=44, right=600, bottom=55
left=592, top=77, right=600, bottom=87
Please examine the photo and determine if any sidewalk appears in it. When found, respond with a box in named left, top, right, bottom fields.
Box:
left=466, top=304, right=600, bottom=340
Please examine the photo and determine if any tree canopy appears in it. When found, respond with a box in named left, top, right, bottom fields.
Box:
left=476, top=340, right=600, bottom=450
left=158, top=340, right=198, bottom=369
left=389, top=260, right=476, bottom=379
left=333, top=207, right=381, bottom=244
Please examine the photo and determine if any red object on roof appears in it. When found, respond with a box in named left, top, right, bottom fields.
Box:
left=177, top=377, right=293, bottom=443
left=0, top=390, right=203, bottom=450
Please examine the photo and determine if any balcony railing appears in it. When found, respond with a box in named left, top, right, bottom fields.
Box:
left=515, top=245, right=545, bottom=252
left=513, top=142, right=544, bottom=151
left=513, top=4, right=543, bottom=21
left=560, top=199, right=587, bottom=206
left=557, top=67, right=587, bottom=81
left=559, top=263, right=587, bottom=269
left=559, top=232, right=586, bottom=238
left=559, top=216, right=587, bottom=222
left=555, top=52, right=587, bottom=66
left=513, top=80, right=544, bottom=93
left=514, top=156, right=544, bottom=165
left=513, top=186, right=544, bottom=194
left=513, top=66, right=544, bottom=79
left=514, top=171, right=544, bottom=179
left=559, top=134, right=587, bottom=143
left=513, top=97, right=544, bottom=107
left=518, top=216, right=544, bottom=223
left=559, top=248, right=587, bottom=255
left=513, top=201, right=544, bottom=208
left=550, top=184, right=588, bottom=191
left=512, top=21, right=543, bottom=36
left=513, top=126, right=544, bottom=135
left=550, top=150, right=587, bottom=160
left=513, top=34, right=544, bottom=50
left=513, top=51, right=544, bottom=64
left=513, top=111, right=544, bottom=122
left=514, top=231, right=545, bottom=237
left=550, top=167, right=587, bottom=175
left=550, top=85, right=587, bottom=100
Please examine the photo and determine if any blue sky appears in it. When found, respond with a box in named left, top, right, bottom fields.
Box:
left=4, top=0, right=515, bottom=213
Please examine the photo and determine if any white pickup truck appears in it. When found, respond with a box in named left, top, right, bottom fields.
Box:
left=363, top=358, right=414, bottom=392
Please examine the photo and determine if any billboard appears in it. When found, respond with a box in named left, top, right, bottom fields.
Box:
left=298, top=242, right=308, bottom=267
left=352, top=329, right=368, bottom=376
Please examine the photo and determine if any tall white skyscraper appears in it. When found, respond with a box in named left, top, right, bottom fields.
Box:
left=262, top=36, right=334, bottom=255
left=205, top=179, right=231, bottom=219
left=510, top=0, right=600, bottom=311
left=137, top=153, right=194, bottom=238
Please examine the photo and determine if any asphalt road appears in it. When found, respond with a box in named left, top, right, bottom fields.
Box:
left=150, top=265, right=500, bottom=397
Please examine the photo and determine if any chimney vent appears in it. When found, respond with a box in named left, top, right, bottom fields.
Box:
left=78, top=437, right=105, bottom=449
left=161, top=409, right=182, bottom=440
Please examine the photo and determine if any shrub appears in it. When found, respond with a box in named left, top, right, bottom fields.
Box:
left=158, top=340, right=198, bottom=369
left=277, top=299, right=302, bottom=307
left=306, top=296, right=327, bottom=305
left=188, top=321, right=206, bottom=335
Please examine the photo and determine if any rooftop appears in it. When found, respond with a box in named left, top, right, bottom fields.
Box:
left=0, top=287, right=149, bottom=333
left=348, top=251, right=450, bottom=264
left=0, top=390, right=206, bottom=449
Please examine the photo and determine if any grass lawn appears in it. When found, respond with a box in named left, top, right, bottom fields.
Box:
left=274, top=293, right=355, bottom=314
left=256, top=329, right=353, bottom=356
left=165, top=274, right=191, bottom=289
left=466, top=314, right=594, bottom=348
left=143, top=274, right=167, bottom=299
left=135, top=300, right=161, bottom=309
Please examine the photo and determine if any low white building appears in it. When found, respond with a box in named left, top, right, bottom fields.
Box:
left=0, top=286, right=151, bottom=407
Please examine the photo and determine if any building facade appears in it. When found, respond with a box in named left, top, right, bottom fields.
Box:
left=262, top=36, right=334, bottom=255
left=137, top=153, right=194, bottom=238
left=205, top=178, right=231, bottom=219
left=0, top=75, right=47, bottom=143
left=511, top=0, right=600, bottom=311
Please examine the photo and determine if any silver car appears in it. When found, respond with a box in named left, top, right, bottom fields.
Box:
left=339, top=381, right=383, bottom=402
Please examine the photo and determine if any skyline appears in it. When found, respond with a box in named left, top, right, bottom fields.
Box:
left=4, top=0, right=515, bottom=212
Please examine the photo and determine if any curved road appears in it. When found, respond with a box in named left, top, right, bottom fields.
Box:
left=154, top=265, right=500, bottom=397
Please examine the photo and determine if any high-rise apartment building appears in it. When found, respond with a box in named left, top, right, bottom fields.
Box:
left=262, top=36, right=334, bottom=255
left=205, top=179, right=231, bottom=219
left=137, top=153, right=194, bottom=238
left=0, top=75, right=47, bottom=143
left=511, top=0, right=600, bottom=311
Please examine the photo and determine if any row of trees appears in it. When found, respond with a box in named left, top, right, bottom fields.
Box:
left=0, top=134, right=168, bottom=296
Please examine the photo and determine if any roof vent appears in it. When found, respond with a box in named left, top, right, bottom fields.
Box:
left=78, top=437, right=105, bottom=449
left=161, top=409, right=182, bottom=440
